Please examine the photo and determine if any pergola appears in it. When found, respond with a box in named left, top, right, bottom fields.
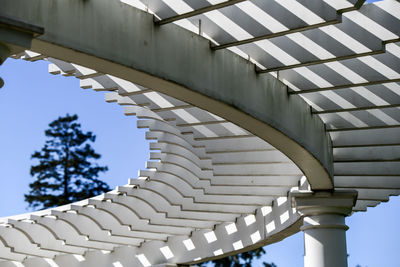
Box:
left=0, top=0, right=399, bottom=266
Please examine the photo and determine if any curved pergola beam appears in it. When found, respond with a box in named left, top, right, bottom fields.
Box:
left=1, top=0, right=332, bottom=190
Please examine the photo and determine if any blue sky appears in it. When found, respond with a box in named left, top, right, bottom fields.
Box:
left=0, top=58, right=399, bottom=267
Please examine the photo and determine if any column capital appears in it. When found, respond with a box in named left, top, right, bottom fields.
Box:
left=0, top=42, right=10, bottom=88
left=0, top=42, right=10, bottom=65
left=0, top=15, right=44, bottom=54
left=290, top=190, right=358, bottom=217
left=0, top=15, right=44, bottom=88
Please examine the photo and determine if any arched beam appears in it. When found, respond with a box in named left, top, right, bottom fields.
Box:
left=1, top=0, right=333, bottom=189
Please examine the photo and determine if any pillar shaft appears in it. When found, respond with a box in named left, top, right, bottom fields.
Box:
left=291, top=191, right=358, bottom=267
left=303, top=214, right=348, bottom=267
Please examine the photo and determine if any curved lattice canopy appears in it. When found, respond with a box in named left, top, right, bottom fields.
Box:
left=0, top=0, right=399, bottom=266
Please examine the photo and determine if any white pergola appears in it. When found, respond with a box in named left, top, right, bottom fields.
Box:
left=0, top=0, right=399, bottom=266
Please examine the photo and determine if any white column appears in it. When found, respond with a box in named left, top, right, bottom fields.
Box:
left=291, top=191, right=358, bottom=267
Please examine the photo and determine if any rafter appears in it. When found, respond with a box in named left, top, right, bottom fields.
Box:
left=155, top=0, right=247, bottom=25
left=211, top=0, right=366, bottom=50
left=313, top=103, right=400, bottom=114
left=288, top=78, right=400, bottom=95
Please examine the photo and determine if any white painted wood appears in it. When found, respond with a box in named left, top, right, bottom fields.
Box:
left=1, top=0, right=400, bottom=265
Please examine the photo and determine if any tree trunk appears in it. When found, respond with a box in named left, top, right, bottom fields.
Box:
left=63, top=145, right=69, bottom=200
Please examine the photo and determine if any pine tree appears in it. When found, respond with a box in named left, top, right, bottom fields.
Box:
left=203, top=247, right=277, bottom=267
left=25, top=114, right=110, bottom=209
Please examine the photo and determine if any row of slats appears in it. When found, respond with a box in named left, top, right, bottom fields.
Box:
left=0, top=52, right=303, bottom=266
left=3, top=0, right=399, bottom=263
left=136, top=0, right=400, bottom=212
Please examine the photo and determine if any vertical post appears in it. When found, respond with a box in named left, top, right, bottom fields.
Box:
left=291, top=191, right=358, bottom=267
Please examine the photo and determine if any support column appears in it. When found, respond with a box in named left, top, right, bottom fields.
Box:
left=291, top=191, right=358, bottom=267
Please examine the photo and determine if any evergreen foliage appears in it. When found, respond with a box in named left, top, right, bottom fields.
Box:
left=25, top=114, right=110, bottom=209
left=203, top=247, right=277, bottom=267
